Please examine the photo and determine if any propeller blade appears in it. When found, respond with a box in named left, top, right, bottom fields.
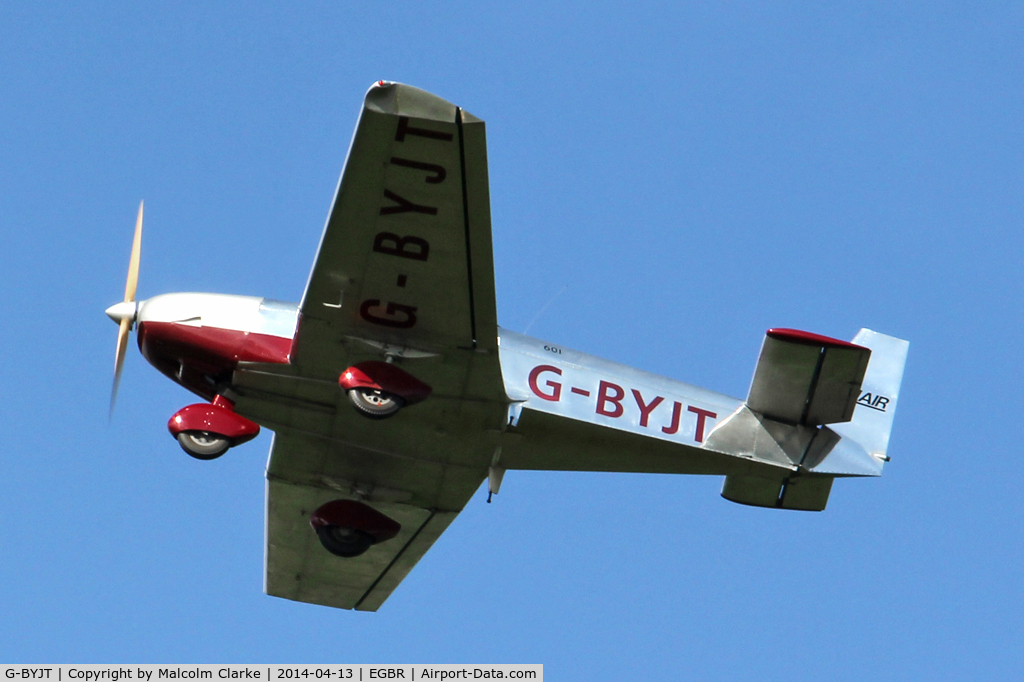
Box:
left=110, top=200, right=144, bottom=418
left=110, top=317, right=132, bottom=417
left=125, top=200, right=143, bottom=303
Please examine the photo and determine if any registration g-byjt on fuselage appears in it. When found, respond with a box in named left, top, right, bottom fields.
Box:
left=105, top=81, right=909, bottom=612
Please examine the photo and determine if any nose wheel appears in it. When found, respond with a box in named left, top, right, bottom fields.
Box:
left=347, top=388, right=405, bottom=419
left=176, top=430, right=231, bottom=460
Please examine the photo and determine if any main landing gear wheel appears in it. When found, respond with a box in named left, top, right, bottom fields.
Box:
left=177, top=430, right=231, bottom=460
left=315, top=525, right=375, bottom=558
left=347, top=388, right=405, bottom=419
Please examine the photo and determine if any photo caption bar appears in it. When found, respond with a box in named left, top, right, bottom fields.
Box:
left=1, top=666, right=541, bottom=682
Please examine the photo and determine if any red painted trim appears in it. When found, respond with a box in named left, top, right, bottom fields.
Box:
left=212, top=394, right=235, bottom=410
left=310, top=499, right=401, bottom=543
left=338, top=361, right=432, bottom=404
left=766, top=328, right=866, bottom=350
left=140, top=321, right=291, bottom=367
left=167, top=402, right=260, bottom=444
left=138, top=321, right=291, bottom=399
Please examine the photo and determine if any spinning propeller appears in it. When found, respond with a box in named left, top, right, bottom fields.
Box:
left=105, top=201, right=144, bottom=416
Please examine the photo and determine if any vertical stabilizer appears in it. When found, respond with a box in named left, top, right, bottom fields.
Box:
left=830, top=329, right=909, bottom=461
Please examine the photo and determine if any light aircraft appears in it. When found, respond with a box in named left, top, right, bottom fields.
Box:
left=106, top=81, right=909, bottom=611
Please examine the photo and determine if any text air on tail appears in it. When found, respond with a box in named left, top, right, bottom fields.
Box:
left=710, top=327, right=909, bottom=511
left=830, top=329, right=910, bottom=466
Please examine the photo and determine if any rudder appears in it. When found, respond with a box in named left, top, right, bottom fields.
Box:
left=831, top=329, right=909, bottom=461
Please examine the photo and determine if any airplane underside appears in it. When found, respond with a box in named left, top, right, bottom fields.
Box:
left=106, top=81, right=908, bottom=611
left=132, top=292, right=903, bottom=509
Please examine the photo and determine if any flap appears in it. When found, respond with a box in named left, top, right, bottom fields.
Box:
left=746, top=328, right=871, bottom=426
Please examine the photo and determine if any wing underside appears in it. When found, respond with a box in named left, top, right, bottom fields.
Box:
left=262, top=432, right=486, bottom=611
left=238, top=82, right=506, bottom=612
left=294, top=81, right=499, bottom=369
left=266, top=481, right=465, bottom=611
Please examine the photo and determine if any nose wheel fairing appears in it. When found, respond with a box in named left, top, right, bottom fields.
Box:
left=168, top=398, right=260, bottom=459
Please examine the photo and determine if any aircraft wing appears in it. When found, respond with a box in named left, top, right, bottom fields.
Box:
left=233, top=82, right=507, bottom=611
left=294, top=80, right=498, bottom=366
left=263, top=433, right=483, bottom=611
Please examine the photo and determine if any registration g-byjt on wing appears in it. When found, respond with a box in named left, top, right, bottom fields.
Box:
left=104, top=81, right=909, bottom=612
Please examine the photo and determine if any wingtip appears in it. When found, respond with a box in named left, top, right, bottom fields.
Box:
left=363, top=81, right=460, bottom=122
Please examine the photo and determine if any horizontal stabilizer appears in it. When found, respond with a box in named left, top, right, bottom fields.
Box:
left=722, top=474, right=833, bottom=511
left=747, top=328, right=871, bottom=426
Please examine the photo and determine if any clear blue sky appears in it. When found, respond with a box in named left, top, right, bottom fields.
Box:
left=2, top=3, right=1022, bottom=677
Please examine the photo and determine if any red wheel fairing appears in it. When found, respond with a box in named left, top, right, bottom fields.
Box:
left=167, top=400, right=260, bottom=445
left=310, top=499, right=402, bottom=545
left=338, top=361, right=432, bottom=405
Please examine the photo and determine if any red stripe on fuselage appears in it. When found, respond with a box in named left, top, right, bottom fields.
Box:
left=766, top=328, right=865, bottom=350
left=138, top=321, right=291, bottom=399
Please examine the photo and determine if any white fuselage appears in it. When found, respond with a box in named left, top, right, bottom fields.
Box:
left=134, top=292, right=742, bottom=450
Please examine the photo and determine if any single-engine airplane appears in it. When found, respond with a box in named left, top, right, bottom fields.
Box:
left=106, top=81, right=909, bottom=612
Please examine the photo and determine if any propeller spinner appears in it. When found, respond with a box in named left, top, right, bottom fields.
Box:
left=106, top=200, right=144, bottom=415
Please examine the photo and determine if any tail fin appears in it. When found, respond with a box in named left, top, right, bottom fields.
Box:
left=831, top=329, right=909, bottom=461
left=718, top=328, right=907, bottom=511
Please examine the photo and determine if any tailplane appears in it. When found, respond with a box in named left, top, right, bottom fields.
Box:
left=716, top=327, right=908, bottom=511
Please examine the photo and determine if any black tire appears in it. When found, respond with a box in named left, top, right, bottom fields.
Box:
left=315, top=525, right=375, bottom=558
left=347, top=387, right=405, bottom=419
left=177, top=430, right=231, bottom=460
